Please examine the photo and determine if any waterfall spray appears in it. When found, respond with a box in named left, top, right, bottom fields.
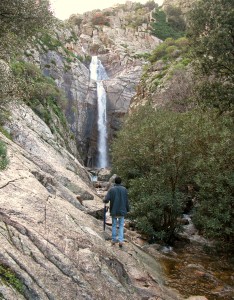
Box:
left=90, top=56, right=109, bottom=168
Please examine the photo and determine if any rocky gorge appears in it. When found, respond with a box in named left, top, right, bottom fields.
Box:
left=0, top=100, right=181, bottom=299
left=1, top=100, right=224, bottom=299
left=0, top=0, right=233, bottom=299
left=24, top=1, right=161, bottom=167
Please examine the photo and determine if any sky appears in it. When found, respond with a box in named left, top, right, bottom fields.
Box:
left=50, top=0, right=164, bottom=20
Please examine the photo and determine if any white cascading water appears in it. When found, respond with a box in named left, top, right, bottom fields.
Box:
left=90, top=56, right=109, bottom=168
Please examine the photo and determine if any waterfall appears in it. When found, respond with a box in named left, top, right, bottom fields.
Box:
left=90, top=56, right=109, bottom=168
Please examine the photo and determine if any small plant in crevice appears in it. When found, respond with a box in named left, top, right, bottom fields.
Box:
left=37, top=33, right=62, bottom=52
left=0, top=264, right=24, bottom=294
left=0, top=140, right=9, bottom=170
left=0, top=126, right=11, bottom=140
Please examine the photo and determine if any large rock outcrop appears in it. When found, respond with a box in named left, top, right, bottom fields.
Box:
left=0, top=102, right=182, bottom=300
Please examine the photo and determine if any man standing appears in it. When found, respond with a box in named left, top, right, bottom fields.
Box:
left=104, top=176, right=129, bottom=248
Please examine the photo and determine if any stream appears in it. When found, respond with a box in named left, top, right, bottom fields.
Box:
left=159, top=239, right=234, bottom=299
left=92, top=170, right=234, bottom=299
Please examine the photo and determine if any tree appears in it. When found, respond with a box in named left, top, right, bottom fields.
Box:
left=150, top=7, right=185, bottom=40
left=164, top=5, right=186, bottom=32
left=0, top=0, right=54, bottom=59
left=187, top=0, right=234, bottom=112
left=145, top=1, right=157, bottom=11
left=111, top=104, right=234, bottom=246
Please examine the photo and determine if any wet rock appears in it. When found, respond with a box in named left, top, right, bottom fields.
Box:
left=97, top=168, right=112, bottom=181
left=87, top=208, right=105, bottom=220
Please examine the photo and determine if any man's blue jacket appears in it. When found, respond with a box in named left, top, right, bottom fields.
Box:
left=104, top=184, right=129, bottom=217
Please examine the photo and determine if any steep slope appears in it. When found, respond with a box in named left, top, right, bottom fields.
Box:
left=0, top=100, right=183, bottom=300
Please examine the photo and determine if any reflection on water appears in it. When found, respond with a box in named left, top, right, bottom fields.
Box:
left=90, top=174, right=98, bottom=182
left=160, top=244, right=234, bottom=299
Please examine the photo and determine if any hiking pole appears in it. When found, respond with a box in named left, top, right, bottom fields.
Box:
left=103, top=205, right=107, bottom=231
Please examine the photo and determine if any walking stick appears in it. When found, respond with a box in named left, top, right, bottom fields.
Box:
left=103, top=205, right=107, bottom=231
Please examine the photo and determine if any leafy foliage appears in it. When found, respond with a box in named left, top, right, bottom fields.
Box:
left=142, top=37, right=192, bottom=100
left=0, top=140, right=8, bottom=170
left=0, top=0, right=54, bottom=59
left=68, top=14, right=83, bottom=27
left=111, top=104, right=234, bottom=245
left=11, top=61, right=68, bottom=131
left=125, top=12, right=148, bottom=29
left=0, top=60, right=18, bottom=106
left=164, top=5, right=186, bottom=32
left=187, top=0, right=234, bottom=113
left=149, top=37, right=190, bottom=63
left=150, top=6, right=186, bottom=40
left=144, top=1, right=157, bottom=11
left=37, top=33, right=63, bottom=51
left=91, top=12, right=110, bottom=26
left=0, top=264, right=23, bottom=293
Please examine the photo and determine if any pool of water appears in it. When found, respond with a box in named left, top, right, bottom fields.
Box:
left=160, top=243, right=234, bottom=299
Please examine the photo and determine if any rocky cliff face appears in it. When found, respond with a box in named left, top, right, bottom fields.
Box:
left=25, top=1, right=161, bottom=167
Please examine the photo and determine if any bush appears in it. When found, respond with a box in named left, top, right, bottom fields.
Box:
left=11, top=61, right=68, bottom=129
left=0, top=0, right=53, bottom=59
left=91, top=13, right=110, bottom=26
left=38, top=33, right=62, bottom=51
left=166, top=45, right=177, bottom=55
left=149, top=37, right=189, bottom=63
left=150, top=7, right=185, bottom=40
left=145, top=1, right=157, bottom=11
left=68, top=14, right=83, bottom=27
left=0, top=264, right=23, bottom=293
left=0, top=140, right=8, bottom=170
left=165, top=5, right=186, bottom=32
left=187, top=0, right=234, bottom=113
left=111, top=104, right=234, bottom=245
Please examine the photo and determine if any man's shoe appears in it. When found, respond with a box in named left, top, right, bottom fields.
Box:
left=111, top=240, right=118, bottom=246
left=119, top=242, right=123, bottom=248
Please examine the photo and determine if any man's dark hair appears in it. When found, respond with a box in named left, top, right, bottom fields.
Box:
left=115, top=176, right=122, bottom=184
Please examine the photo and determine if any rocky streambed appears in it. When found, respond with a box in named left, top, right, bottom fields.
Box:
left=93, top=169, right=234, bottom=300
left=153, top=243, right=234, bottom=300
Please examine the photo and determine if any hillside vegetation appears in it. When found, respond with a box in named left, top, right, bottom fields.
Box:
left=111, top=0, right=234, bottom=252
left=0, top=0, right=81, bottom=169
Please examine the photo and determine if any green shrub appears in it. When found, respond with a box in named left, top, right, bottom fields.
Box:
left=0, top=140, right=8, bottom=170
left=175, top=37, right=190, bottom=49
left=166, top=45, right=177, bottom=55
left=68, top=14, right=83, bottom=27
left=0, top=126, right=11, bottom=140
left=165, top=5, right=186, bottom=32
left=11, top=61, right=68, bottom=130
left=38, top=33, right=62, bottom=51
left=149, top=37, right=190, bottom=63
left=187, top=0, right=234, bottom=113
left=150, top=7, right=185, bottom=40
left=0, top=264, right=23, bottom=293
left=144, top=0, right=157, bottom=10
left=111, top=105, right=234, bottom=246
